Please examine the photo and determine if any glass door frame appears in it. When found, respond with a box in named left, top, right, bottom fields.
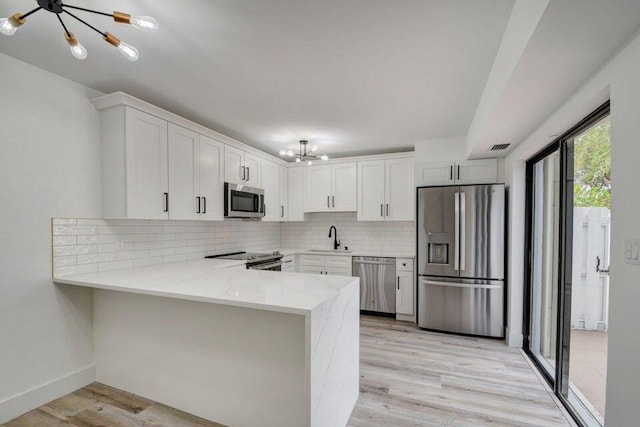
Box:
left=523, top=101, right=610, bottom=426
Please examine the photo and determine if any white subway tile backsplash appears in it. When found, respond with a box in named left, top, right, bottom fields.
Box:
left=52, top=213, right=414, bottom=277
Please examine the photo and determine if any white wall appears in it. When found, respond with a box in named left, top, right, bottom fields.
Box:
left=0, top=53, right=102, bottom=421
left=503, top=27, right=640, bottom=426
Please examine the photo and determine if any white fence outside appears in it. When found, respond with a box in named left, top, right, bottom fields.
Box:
left=571, top=207, right=611, bottom=331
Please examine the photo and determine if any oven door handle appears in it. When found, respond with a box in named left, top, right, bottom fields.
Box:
left=249, top=261, right=283, bottom=270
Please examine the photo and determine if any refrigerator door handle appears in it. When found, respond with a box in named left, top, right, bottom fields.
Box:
left=421, top=279, right=501, bottom=290
left=454, top=192, right=459, bottom=271
left=460, top=191, right=466, bottom=271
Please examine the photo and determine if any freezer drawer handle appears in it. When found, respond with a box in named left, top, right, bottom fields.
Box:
left=421, top=279, right=501, bottom=290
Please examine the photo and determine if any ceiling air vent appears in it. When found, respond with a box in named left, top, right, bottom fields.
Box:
left=490, top=143, right=510, bottom=151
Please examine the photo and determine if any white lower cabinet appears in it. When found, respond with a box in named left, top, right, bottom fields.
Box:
left=297, top=254, right=352, bottom=276
left=396, top=258, right=415, bottom=318
left=281, top=255, right=296, bottom=272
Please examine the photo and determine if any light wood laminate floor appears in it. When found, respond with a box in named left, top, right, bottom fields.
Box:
left=4, top=316, right=571, bottom=427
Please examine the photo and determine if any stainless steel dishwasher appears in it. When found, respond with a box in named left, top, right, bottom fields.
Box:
left=352, top=257, right=396, bottom=314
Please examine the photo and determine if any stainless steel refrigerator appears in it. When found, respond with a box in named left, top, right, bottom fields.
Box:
left=417, top=184, right=505, bottom=337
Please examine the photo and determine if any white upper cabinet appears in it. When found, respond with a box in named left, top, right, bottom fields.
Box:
left=358, top=157, right=414, bottom=221
left=415, top=158, right=498, bottom=186
left=224, top=145, right=261, bottom=187
left=279, top=165, right=288, bottom=221
left=306, top=165, right=333, bottom=212
left=331, top=163, right=357, bottom=211
left=168, top=124, right=199, bottom=220
left=198, top=135, right=224, bottom=221
left=262, top=160, right=289, bottom=221
left=99, top=104, right=224, bottom=221
left=101, top=106, right=169, bottom=220
left=305, top=163, right=357, bottom=212
left=357, top=160, right=386, bottom=221
left=385, top=157, right=415, bottom=220
left=261, top=159, right=281, bottom=221
left=287, top=167, right=306, bottom=221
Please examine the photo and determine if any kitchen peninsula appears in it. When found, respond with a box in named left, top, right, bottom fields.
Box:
left=54, top=259, right=359, bottom=427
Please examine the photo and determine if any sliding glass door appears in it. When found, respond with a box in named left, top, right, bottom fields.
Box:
left=524, top=103, right=610, bottom=427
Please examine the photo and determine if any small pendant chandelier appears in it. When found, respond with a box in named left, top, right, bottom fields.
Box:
left=0, top=0, right=158, bottom=61
left=280, top=140, right=329, bottom=165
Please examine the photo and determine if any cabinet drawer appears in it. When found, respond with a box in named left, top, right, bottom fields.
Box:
left=324, top=255, right=352, bottom=269
left=298, top=265, right=324, bottom=275
left=297, top=254, right=324, bottom=267
left=282, top=255, right=296, bottom=270
left=396, top=258, right=414, bottom=272
left=325, top=267, right=352, bottom=276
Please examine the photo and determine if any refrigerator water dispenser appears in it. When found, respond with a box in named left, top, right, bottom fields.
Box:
left=426, top=232, right=449, bottom=265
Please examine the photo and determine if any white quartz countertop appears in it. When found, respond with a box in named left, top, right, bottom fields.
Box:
left=277, top=248, right=416, bottom=259
left=54, top=259, right=358, bottom=316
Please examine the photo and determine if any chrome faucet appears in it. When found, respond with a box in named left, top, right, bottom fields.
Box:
left=328, top=226, right=340, bottom=250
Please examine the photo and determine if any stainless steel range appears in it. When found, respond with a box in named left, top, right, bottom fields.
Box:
left=205, top=251, right=283, bottom=271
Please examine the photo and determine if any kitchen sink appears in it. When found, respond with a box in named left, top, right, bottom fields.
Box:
left=307, top=249, right=352, bottom=254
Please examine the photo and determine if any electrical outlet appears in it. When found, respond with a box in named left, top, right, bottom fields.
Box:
left=625, top=239, right=640, bottom=265
left=116, top=237, right=125, bottom=251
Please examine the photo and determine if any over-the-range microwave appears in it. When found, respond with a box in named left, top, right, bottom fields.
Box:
left=224, top=183, right=265, bottom=218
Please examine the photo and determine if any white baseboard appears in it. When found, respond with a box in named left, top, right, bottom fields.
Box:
left=505, top=327, right=524, bottom=348
left=0, top=364, right=95, bottom=424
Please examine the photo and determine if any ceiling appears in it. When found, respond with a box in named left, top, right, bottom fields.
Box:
left=1, top=1, right=639, bottom=159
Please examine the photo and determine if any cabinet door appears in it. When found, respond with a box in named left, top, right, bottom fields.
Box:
left=414, top=161, right=455, bottom=187
left=306, top=165, right=332, bottom=212
left=396, top=270, right=415, bottom=315
left=244, top=152, right=261, bottom=187
left=455, top=159, right=498, bottom=185
left=358, top=160, right=386, bottom=221
left=224, top=145, right=245, bottom=184
left=261, top=159, right=280, bottom=221
left=125, top=108, right=168, bottom=219
left=385, top=157, right=415, bottom=221
left=168, top=124, right=199, bottom=220
left=288, top=167, right=306, bottom=221
left=199, top=135, right=224, bottom=221
left=331, top=162, right=357, bottom=211
left=279, top=165, right=288, bottom=221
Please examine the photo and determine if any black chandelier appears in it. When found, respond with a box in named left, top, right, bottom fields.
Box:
left=280, top=140, right=330, bottom=165
left=0, top=0, right=158, bottom=61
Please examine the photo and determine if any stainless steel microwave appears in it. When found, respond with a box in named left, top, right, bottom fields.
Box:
left=224, top=183, right=265, bottom=218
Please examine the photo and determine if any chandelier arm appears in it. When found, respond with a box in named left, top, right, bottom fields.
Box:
left=62, top=4, right=113, bottom=18
left=19, top=6, right=42, bottom=20
left=62, top=10, right=106, bottom=37
left=56, top=14, right=71, bottom=38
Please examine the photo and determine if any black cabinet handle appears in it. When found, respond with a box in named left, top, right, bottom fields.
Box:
left=457, top=165, right=460, bottom=180
left=397, top=277, right=400, bottom=290
left=163, top=192, right=169, bottom=212
left=280, top=205, right=284, bottom=218
left=386, top=204, right=389, bottom=216
left=196, top=196, right=201, bottom=213
left=203, top=197, right=207, bottom=214
left=241, top=166, right=246, bottom=181
left=327, top=196, right=330, bottom=208
left=450, top=165, right=453, bottom=180
left=332, top=196, right=335, bottom=207
left=381, top=204, right=384, bottom=217
left=247, top=167, right=250, bottom=182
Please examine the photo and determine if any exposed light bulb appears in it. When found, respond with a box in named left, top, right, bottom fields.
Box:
left=130, top=15, right=159, bottom=32
left=307, top=160, right=313, bottom=166
left=279, top=149, right=287, bottom=156
left=287, top=150, right=294, bottom=157
left=320, top=155, right=329, bottom=161
left=295, top=158, right=301, bottom=163
left=311, top=145, right=318, bottom=152
left=118, top=41, right=139, bottom=61
left=65, top=32, right=87, bottom=60
left=0, top=15, right=21, bottom=36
